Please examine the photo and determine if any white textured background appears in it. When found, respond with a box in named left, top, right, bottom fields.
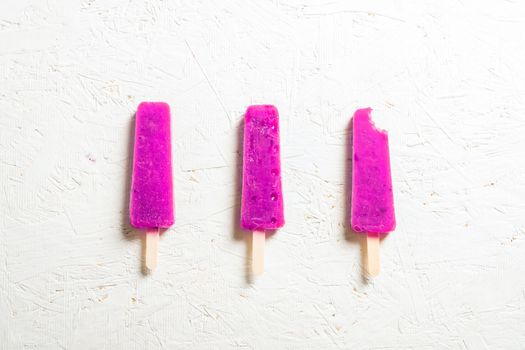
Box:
left=1, top=1, right=525, bottom=349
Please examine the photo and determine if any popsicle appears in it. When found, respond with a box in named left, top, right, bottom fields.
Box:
left=130, top=102, right=174, bottom=270
left=351, top=108, right=395, bottom=276
left=241, top=105, right=284, bottom=275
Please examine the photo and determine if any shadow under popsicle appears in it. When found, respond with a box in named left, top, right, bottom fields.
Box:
left=344, top=117, right=372, bottom=284
left=122, top=114, right=136, bottom=236
left=233, top=117, right=245, bottom=242
left=121, top=113, right=146, bottom=274
left=232, top=116, right=251, bottom=283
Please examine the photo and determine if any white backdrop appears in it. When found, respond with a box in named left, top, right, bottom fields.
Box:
left=1, top=1, right=525, bottom=349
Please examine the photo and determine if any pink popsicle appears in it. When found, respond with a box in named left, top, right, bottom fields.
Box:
left=351, top=107, right=395, bottom=233
left=351, top=108, right=395, bottom=275
left=241, top=105, right=284, bottom=275
left=130, top=102, right=174, bottom=228
left=129, top=102, right=174, bottom=270
left=241, top=105, right=284, bottom=231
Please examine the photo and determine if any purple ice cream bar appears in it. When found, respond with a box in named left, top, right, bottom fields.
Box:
left=241, top=105, right=284, bottom=231
left=130, top=102, right=174, bottom=229
left=351, top=108, right=395, bottom=235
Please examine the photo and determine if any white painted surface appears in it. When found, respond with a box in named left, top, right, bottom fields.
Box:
left=1, top=1, right=525, bottom=349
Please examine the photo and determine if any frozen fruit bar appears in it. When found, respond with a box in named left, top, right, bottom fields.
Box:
left=241, top=105, right=284, bottom=231
left=130, top=102, right=174, bottom=229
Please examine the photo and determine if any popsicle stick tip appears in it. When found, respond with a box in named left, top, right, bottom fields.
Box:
left=252, top=231, right=265, bottom=276
left=366, top=235, right=380, bottom=277
left=145, top=230, right=159, bottom=270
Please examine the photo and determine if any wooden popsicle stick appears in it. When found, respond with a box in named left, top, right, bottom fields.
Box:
left=366, top=235, right=380, bottom=276
left=145, top=228, right=159, bottom=270
left=252, top=231, right=265, bottom=275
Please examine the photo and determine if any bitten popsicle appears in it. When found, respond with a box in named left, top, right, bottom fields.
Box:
left=130, top=102, right=174, bottom=270
left=351, top=108, right=395, bottom=276
left=241, top=105, right=284, bottom=275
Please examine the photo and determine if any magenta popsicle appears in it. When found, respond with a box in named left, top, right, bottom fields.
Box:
left=241, top=105, right=284, bottom=274
left=130, top=102, right=174, bottom=269
left=241, top=105, right=284, bottom=230
left=351, top=108, right=395, bottom=275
